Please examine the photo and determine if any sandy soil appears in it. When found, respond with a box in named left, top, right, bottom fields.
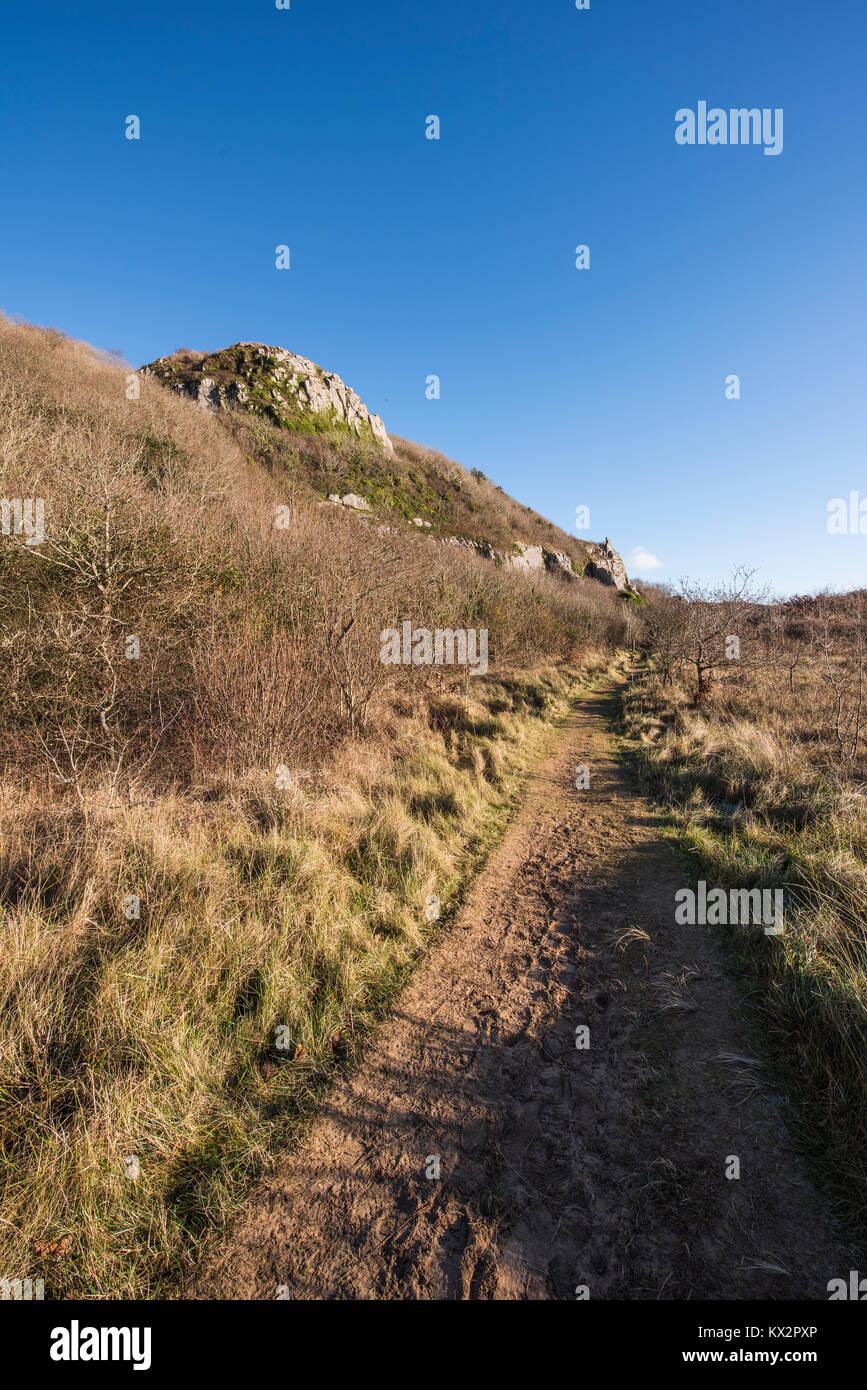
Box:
left=194, top=681, right=856, bottom=1300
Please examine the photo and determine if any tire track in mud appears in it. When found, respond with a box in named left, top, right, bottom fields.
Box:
left=194, top=683, right=855, bottom=1300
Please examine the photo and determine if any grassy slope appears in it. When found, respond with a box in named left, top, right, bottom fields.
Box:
left=3, top=662, right=611, bottom=1298
left=619, top=664, right=867, bottom=1233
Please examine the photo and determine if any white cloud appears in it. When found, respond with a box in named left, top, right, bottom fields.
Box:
left=628, top=546, right=664, bottom=573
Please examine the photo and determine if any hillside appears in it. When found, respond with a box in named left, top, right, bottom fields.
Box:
left=0, top=314, right=633, bottom=1298
left=143, top=340, right=636, bottom=595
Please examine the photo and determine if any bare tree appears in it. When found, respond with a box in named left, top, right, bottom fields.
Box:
left=814, top=595, right=867, bottom=765
left=640, top=589, right=690, bottom=686
left=674, top=567, right=769, bottom=701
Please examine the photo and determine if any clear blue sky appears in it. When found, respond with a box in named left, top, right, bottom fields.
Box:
left=2, top=0, right=865, bottom=596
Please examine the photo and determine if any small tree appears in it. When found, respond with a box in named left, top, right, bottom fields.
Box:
left=675, top=567, right=768, bottom=702
left=640, top=589, right=690, bottom=686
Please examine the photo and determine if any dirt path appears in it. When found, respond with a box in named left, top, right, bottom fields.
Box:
left=195, top=681, right=855, bottom=1300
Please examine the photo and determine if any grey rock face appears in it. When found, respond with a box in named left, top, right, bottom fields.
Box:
left=505, top=542, right=577, bottom=579
left=285, top=351, right=393, bottom=454
left=189, top=377, right=251, bottom=412
left=506, top=542, right=546, bottom=573
left=583, top=537, right=634, bottom=592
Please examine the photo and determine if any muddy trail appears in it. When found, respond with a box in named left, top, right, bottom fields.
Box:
left=195, top=680, right=854, bottom=1300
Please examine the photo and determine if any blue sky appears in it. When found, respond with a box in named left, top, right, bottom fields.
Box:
left=1, top=0, right=865, bottom=596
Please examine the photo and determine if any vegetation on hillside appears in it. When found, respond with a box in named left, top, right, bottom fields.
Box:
left=0, top=316, right=629, bottom=1295
left=146, top=340, right=610, bottom=562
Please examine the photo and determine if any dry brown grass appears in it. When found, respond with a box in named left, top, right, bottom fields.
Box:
left=0, top=661, right=607, bottom=1297
left=623, top=624, right=867, bottom=1227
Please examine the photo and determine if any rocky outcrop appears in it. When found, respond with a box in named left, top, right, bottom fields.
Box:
left=327, top=493, right=371, bottom=512
left=440, top=534, right=636, bottom=594
left=143, top=342, right=394, bottom=454
left=320, top=490, right=635, bottom=595
left=583, top=537, right=634, bottom=592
